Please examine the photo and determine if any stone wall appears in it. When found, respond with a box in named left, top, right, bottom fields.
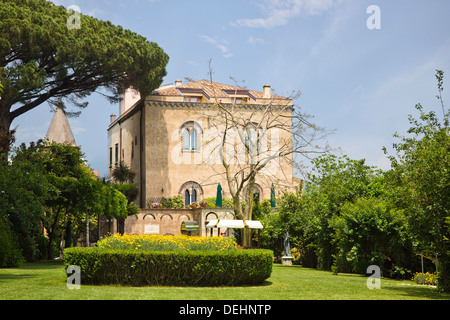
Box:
left=124, top=207, right=234, bottom=237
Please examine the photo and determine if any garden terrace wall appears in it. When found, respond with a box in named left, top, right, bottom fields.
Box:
left=124, top=208, right=235, bottom=237
left=63, top=247, right=273, bottom=286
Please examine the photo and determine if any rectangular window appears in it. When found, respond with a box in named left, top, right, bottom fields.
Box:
left=184, top=96, right=201, bottom=102
left=115, top=143, right=119, bottom=165
left=234, top=97, right=247, bottom=104
left=109, top=147, right=113, bottom=167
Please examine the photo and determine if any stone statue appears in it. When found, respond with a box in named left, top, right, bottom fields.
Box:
left=283, top=231, right=292, bottom=257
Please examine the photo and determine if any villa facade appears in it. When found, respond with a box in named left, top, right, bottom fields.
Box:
left=107, top=79, right=300, bottom=211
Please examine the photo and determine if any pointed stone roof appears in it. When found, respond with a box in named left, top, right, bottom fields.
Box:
left=45, top=102, right=76, bottom=146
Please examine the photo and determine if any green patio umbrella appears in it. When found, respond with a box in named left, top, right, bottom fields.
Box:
left=215, top=183, right=223, bottom=207
left=270, top=183, right=276, bottom=207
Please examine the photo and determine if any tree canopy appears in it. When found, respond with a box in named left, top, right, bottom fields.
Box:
left=383, top=70, right=450, bottom=292
left=0, top=140, right=130, bottom=263
left=0, top=0, right=169, bottom=154
left=257, top=70, right=450, bottom=293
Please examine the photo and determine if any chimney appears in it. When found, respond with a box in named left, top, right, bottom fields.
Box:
left=110, top=114, right=117, bottom=123
left=119, top=87, right=141, bottom=116
left=263, top=84, right=271, bottom=99
left=175, top=79, right=182, bottom=86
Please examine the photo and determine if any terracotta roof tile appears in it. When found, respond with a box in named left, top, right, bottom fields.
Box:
left=152, top=79, right=287, bottom=100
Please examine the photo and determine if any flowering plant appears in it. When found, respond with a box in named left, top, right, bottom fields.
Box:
left=97, top=234, right=237, bottom=251
left=199, top=200, right=208, bottom=207
left=150, top=202, right=162, bottom=209
left=189, top=202, right=199, bottom=208
left=412, top=272, right=439, bottom=286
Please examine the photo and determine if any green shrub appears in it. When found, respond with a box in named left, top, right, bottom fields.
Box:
left=0, top=216, right=24, bottom=268
left=159, top=195, right=184, bottom=209
left=63, top=247, right=273, bottom=286
left=331, top=197, right=412, bottom=276
left=203, top=197, right=234, bottom=208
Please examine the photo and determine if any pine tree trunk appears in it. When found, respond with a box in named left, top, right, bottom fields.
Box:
left=0, top=105, right=13, bottom=159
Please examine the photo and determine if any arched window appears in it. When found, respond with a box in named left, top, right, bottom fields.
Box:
left=180, top=181, right=203, bottom=206
left=191, top=129, right=197, bottom=150
left=245, top=122, right=264, bottom=164
left=184, top=129, right=191, bottom=150
left=180, top=121, right=202, bottom=152
left=246, top=127, right=258, bottom=153
left=184, top=188, right=197, bottom=206
left=242, top=183, right=264, bottom=203
left=184, top=189, right=190, bottom=206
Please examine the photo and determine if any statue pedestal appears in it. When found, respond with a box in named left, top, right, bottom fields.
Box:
left=281, top=255, right=293, bottom=266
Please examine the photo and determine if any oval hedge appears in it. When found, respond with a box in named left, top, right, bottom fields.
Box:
left=63, top=247, right=273, bottom=286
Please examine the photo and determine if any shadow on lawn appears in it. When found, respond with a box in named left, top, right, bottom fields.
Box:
left=0, top=273, right=36, bottom=282
left=383, top=284, right=450, bottom=300
left=237, top=280, right=273, bottom=288
left=15, top=260, right=64, bottom=270
left=0, top=260, right=64, bottom=283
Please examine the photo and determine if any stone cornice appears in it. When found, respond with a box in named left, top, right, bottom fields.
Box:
left=145, top=100, right=294, bottom=111
left=108, top=100, right=294, bottom=131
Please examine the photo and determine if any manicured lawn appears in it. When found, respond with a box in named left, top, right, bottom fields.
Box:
left=0, top=260, right=449, bottom=300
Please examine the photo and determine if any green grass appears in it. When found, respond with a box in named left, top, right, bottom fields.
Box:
left=0, top=260, right=449, bottom=300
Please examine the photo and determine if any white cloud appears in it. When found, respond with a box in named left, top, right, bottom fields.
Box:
left=198, top=35, right=234, bottom=58
left=247, top=36, right=265, bottom=45
left=232, top=0, right=339, bottom=29
left=13, top=123, right=49, bottom=143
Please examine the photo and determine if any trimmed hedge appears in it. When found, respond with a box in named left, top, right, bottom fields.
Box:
left=63, top=247, right=273, bottom=286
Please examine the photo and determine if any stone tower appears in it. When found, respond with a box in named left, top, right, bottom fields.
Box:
left=45, top=101, right=76, bottom=146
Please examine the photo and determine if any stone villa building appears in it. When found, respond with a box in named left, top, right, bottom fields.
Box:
left=44, top=80, right=302, bottom=238
left=107, top=79, right=300, bottom=213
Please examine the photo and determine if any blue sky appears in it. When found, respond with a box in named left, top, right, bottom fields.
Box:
left=11, top=0, right=450, bottom=178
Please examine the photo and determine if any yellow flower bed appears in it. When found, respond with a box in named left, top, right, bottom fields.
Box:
left=97, top=234, right=237, bottom=252
left=412, top=272, right=439, bottom=286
